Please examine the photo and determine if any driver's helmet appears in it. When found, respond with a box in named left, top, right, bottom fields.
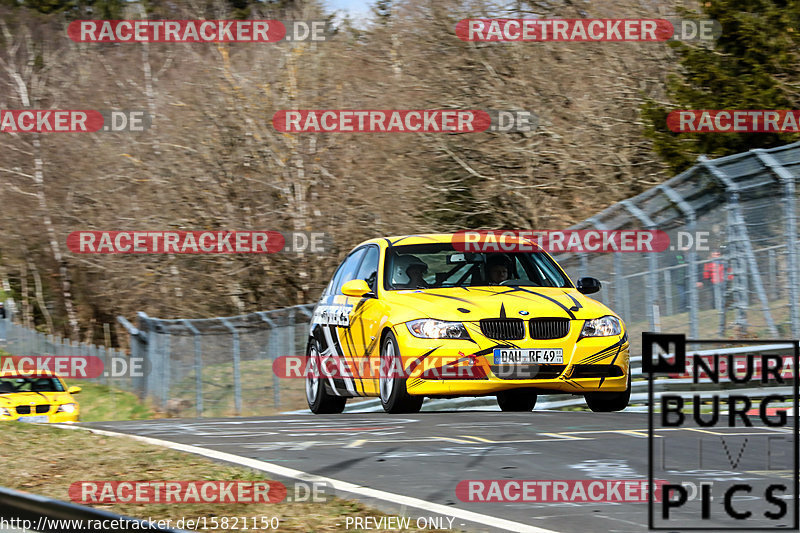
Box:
left=392, top=255, right=428, bottom=285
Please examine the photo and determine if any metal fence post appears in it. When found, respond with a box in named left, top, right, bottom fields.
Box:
left=257, top=312, right=279, bottom=409
left=768, top=249, right=778, bottom=299
left=161, top=331, right=171, bottom=409
left=664, top=269, right=673, bottom=316
left=621, top=200, right=660, bottom=331
left=659, top=184, right=699, bottom=339
left=701, top=156, right=777, bottom=336
left=221, top=319, right=241, bottom=415
left=183, top=320, right=204, bottom=417
left=757, top=150, right=800, bottom=337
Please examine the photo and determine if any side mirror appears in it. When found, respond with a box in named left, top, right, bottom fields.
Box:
left=68, top=386, right=82, bottom=394
left=341, top=279, right=374, bottom=298
left=576, top=277, right=601, bottom=295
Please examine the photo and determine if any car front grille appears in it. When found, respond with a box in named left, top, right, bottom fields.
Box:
left=529, top=318, right=570, bottom=339
left=479, top=319, right=525, bottom=340
left=15, top=405, right=50, bottom=415
left=490, top=364, right=566, bottom=380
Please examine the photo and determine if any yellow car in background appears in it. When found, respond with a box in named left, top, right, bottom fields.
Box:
left=306, top=233, right=630, bottom=414
left=0, top=372, right=81, bottom=423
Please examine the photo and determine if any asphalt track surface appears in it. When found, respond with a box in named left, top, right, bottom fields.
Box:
left=86, top=410, right=797, bottom=533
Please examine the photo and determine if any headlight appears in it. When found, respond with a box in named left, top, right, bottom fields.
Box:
left=0, top=407, right=10, bottom=417
left=406, top=319, right=470, bottom=340
left=581, top=316, right=622, bottom=337
left=56, top=403, right=76, bottom=413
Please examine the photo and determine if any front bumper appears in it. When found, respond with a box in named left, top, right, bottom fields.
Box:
left=0, top=410, right=79, bottom=423
left=392, top=323, right=629, bottom=397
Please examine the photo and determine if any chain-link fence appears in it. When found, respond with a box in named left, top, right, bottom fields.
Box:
left=117, top=305, right=315, bottom=417
left=554, top=142, right=800, bottom=355
left=0, top=299, right=134, bottom=394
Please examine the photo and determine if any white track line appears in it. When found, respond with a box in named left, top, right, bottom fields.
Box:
left=56, top=424, right=559, bottom=533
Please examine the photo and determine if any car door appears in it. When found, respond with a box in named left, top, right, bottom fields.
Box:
left=313, top=248, right=366, bottom=397
left=342, top=245, right=384, bottom=395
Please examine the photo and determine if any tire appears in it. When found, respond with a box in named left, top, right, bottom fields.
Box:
left=306, top=340, right=346, bottom=414
left=496, top=389, right=537, bottom=412
left=585, top=371, right=631, bottom=412
left=379, top=331, right=423, bottom=414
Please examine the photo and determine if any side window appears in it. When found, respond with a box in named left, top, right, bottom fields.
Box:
left=326, top=261, right=347, bottom=298
left=355, top=246, right=380, bottom=293
left=333, top=248, right=367, bottom=295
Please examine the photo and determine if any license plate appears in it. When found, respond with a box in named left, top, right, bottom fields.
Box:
left=17, top=415, right=49, bottom=423
left=494, top=348, right=563, bottom=364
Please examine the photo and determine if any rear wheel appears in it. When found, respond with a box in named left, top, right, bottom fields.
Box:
left=496, top=389, right=537, bottom=412
left=380, top=331, right=423, bottom=414
left=306, top=341, right=346, bottom=414
left=585, top=372, right=631, bottom=412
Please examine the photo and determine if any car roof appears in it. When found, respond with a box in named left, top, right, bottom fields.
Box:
left=353, top=233, right=542, bottom=250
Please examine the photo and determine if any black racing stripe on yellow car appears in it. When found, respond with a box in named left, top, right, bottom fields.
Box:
left=345, top=300, right=381, bottom=395
left=328, top=324, right=354, bottom=396
left=578, top=349, right=616, bottom=365
left=565, top=378, right=587, bottom=389
left=561, top=291, right=582, bottom=312
left=365, top=334, right=380, bottom=358
left=340, top=315, right=367, bottom=395
left=576, top=336, right=629, bottom=365
left=495, top=287, right=577, bottom=319
left=599, top=343, right=626, bottom=387
left=417, top=292, right=475, bottom=305
left=406, top=346, right=442, bottom=373
left=407, top=378, right=425, bottom=388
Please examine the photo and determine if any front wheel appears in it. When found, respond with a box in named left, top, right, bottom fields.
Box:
left=306, top=341, right=346, bottom=414
left=496, top=389, right=537, bottom=412
left=379, top=331, right=423, bottom=414
left=585, top=372, right=631, bottom=412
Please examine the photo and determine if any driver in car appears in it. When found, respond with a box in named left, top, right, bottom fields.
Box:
left=486, top=254, right=511, bottom=284
left=394, top=255, right=430, bottom=288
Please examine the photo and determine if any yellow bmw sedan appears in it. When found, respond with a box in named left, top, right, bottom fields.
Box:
left=306, top=234, right=630, bottom=414
left=0, top=372, right=81, bottom=423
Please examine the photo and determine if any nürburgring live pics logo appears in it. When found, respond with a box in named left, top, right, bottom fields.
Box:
left=644, top=332, right=799, bottom=530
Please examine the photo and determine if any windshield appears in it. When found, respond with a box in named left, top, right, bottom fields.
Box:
left=0, top=377, right=65, bottom=394
left=384, top=243, right=571, bottom=290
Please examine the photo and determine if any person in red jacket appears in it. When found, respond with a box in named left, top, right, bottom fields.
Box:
left=696, top=251, right=733, bottom=308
